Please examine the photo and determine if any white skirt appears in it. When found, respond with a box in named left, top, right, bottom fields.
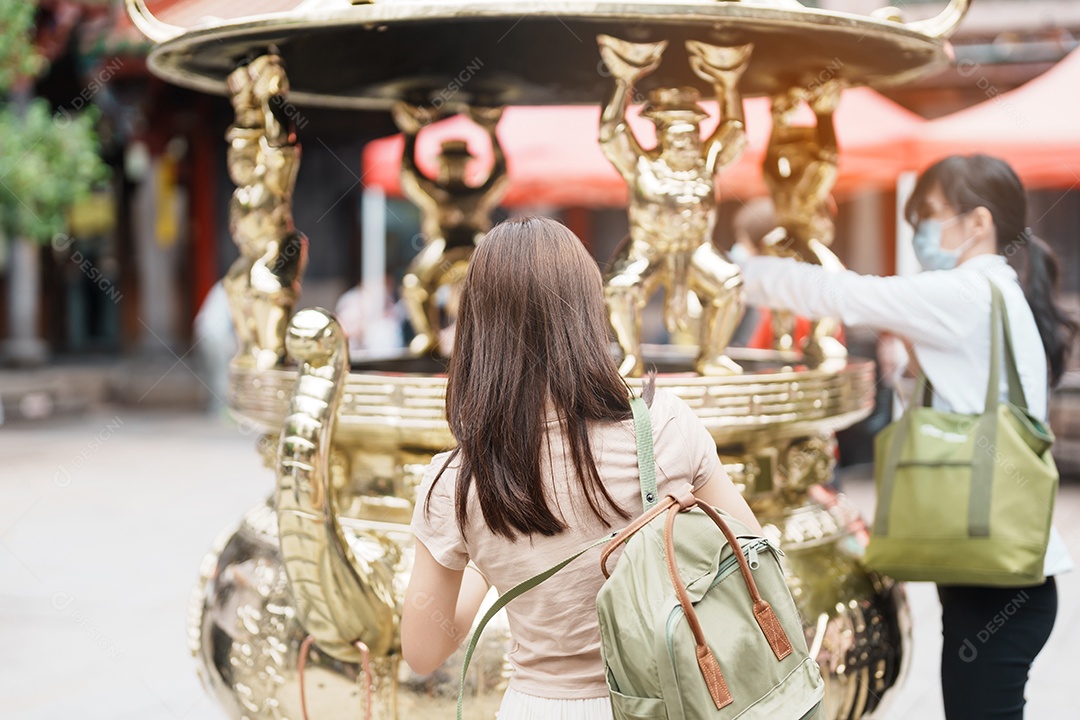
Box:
left=496, top=687, right=613, bottom=720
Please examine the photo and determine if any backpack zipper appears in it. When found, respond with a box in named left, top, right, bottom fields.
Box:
left=706, top=538, right=774, bottom=591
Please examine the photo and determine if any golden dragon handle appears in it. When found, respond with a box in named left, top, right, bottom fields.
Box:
left=881, top=0, right=972, bottom=39
left=276, top=308, right=398, bottom=662
left=123, top=0, right=184, bottom=43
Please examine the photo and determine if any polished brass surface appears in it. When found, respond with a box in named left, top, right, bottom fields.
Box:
left=599, top=35, right=748, bottom=376
left=229, top=347, right=876, bottom=455
left=135, top=0, right=966, bottom=109
left=122, top=1, right=948, bottom=716
left=223, top=54, right=307, bottom=370
left=903, top=0, right=971, bottom=38
left=393, top=102, right=509, bottom=355
left=124, top=0, right=183, bottom=43
left=190, top=500, right=513, bottom=720
left=276, top=308, right=398, bottom=663
left=762, top=80, right=847, bottom=367
left=194, top=321, right=902, bottom=720
left=768, top=491, right=911, bottom=720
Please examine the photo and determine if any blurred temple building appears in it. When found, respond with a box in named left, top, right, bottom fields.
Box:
left=0, top=1, right=1077, bottom=465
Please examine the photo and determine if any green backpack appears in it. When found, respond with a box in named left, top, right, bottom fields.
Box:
left=458, top=396, right=825, bottom=719
left=864, top=280, right=1057, bottom=587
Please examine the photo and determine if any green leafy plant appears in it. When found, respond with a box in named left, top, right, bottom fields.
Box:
left=0, top=0, right=44, bottom=90
left=0, top=0, right=108, bottom=245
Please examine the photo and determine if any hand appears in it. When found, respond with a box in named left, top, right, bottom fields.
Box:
left=250, top=55, right=289, bottom=103
left=687, top=41, right=753, bottom=87
left=771, top=86, right=806, bottom=122
left=597, top=34, right=667, bottom=83
left=760, top=226, right=796, bottom=258
left=727, top=239, right=757, bottom=265
left=467, top=105, right=504, bottom=131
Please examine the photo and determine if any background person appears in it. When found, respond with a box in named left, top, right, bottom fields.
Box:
left=335, top=275, right=406, bottom=357
left=738, top=154, right=1076, bottom=720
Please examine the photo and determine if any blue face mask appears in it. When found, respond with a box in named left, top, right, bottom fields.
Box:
left=912, top=219, right=977, bottom=271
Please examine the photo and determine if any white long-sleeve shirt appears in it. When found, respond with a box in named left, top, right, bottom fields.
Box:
left=742, top=253, right=1072, bottom=576
left=743, top=254, right=1047, bottom=418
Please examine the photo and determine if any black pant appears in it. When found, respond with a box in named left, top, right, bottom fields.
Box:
left=938, top=578, right=1057, bottom=720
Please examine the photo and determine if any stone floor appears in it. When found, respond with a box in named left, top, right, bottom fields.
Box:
left=1, top=408, right=1077, bottom=719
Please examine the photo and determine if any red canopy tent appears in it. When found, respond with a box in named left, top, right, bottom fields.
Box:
left=912, top=49, right=1080, bottom=188
left=361, top=88, right=923, bottom=207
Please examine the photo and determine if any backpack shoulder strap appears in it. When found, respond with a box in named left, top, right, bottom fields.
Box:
left=630, top=395, right=659, bottom=511
left=455, top=533, right=614, bottom=719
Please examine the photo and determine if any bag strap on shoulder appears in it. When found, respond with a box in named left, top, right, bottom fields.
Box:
left=631, top=395, right=659, bottom=512
left=987, top=281, right=1028, bottom=411
left=454, top=392, right=658, bottom=720
left=968, top=280, right=1025, bottom=537
left=910, top=280, right=1025, bottom=412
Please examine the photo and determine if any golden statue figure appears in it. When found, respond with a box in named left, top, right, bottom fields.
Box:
left=223, top=54, right=308, bottom=370
left=597, top=34, right=752, bottom=377
left=762, top=80, right=847, bottom=366
left=392, top=102, right=509, bottom=356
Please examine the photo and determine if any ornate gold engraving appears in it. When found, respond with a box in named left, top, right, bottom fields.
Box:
left=224, top=55, right=308, bottom=370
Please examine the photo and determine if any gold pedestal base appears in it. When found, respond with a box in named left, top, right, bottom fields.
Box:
left=187, top=336, right=907, bottom=720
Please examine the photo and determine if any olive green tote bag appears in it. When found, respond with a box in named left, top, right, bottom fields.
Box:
left=864, top=281, right=1058, bottom=587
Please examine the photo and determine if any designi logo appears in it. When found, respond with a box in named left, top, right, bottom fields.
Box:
left=918, top=424, right=969, bottom=443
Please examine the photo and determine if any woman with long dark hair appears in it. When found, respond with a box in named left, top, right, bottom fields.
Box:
left=739, top=154, right=1076, bottom=720
left=403, top=215, right=760, bottom=718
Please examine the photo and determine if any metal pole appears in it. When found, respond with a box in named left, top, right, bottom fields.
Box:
left=360, top=185, right=387, bottom=305
left=895, top=171, right=918, bottom=277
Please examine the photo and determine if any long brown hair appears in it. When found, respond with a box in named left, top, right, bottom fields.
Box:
left=906, top=154, right=1078, bottom=385
left=429, top=215, right=633, bottom=539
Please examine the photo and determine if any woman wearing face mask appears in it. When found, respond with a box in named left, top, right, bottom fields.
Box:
left=738, top=154, right=1077, bottom=720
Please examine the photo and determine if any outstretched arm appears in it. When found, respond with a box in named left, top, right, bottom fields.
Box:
left=740, top=255, right=970, bottom=349
left=705, top=78, right=747, bottom=175
left=599, top=78, right=645, bottom=179
left=596, top=34, right=665, bottom=178
left=392, top=102, right=439, bottom=203
left=810, top=79, right=842, bottom=163
left=815, top=110, right=838, bottom=160
left=487, top=129, right=507, bottom=190
left=470, top=106, right=509, bottom=194
left=687, top=40, right=752, bottom=176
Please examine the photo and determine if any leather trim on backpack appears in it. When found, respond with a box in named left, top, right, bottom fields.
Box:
left=664, top=506, right=734, bottom=710
left=753, top=601, right=794, bottom=661
left=600, top=495, right=677, bottom=579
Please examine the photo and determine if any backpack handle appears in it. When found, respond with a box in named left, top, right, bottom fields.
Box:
left=664, top=499, right=794, bottom=711
left=673, top=502, right=794, bottom=661
left=598, top=488, right=795, bottom=710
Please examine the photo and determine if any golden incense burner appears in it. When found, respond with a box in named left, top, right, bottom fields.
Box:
left=127, top=0, right=972, bottom=718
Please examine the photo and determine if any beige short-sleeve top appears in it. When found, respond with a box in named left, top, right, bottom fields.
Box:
left=410, top=388, right=721, bottom=699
